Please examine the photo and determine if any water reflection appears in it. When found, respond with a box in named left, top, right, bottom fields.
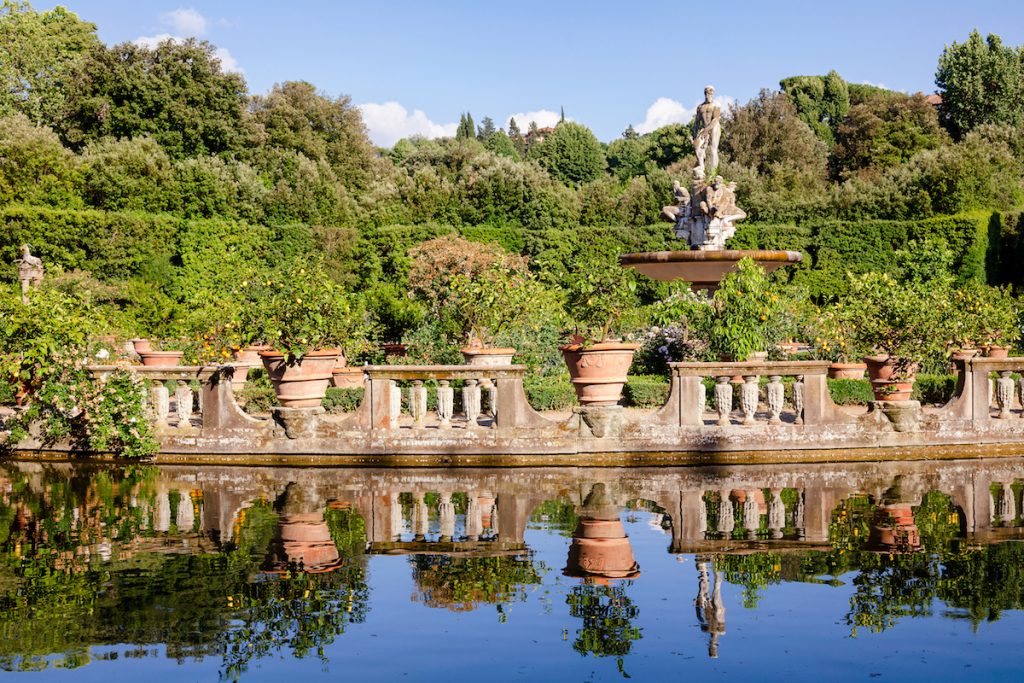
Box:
left=1, top=458, right=1023, bottom=677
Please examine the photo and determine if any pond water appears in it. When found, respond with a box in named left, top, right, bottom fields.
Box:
left=1, top=459, right=1023, bottom=681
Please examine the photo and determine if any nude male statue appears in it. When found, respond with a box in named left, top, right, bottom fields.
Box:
left=15, top=243, right=43, bottom=304
left=692, top=85, right=721, bottom=176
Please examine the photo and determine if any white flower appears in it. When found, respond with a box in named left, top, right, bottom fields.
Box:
left=96, top=349, right=110, bottom=360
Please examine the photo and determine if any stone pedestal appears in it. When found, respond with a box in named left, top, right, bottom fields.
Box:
left=575, top=405, right=624, bottom=438
left=869, top=400, right=922, bottom=432
left=271, top=406, right=325, bottom=440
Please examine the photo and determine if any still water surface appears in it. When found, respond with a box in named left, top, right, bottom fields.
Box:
left=1, top=459, right=1023, bottom=681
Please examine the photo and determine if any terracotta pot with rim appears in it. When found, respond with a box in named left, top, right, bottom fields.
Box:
left=234, top=344, right=272, bottom=365
left=130, top=338, right=152, bottom=354
left=951, top=348, right=980, bottom=361
left=863, top=355, right=916, bottom=401
left=138, top=350, right=184, bottom=367
left=330, top=353, right=364, bottom=389
left=564, top=517, right=640, bottom=580
left=985, top=345, right=1011, bottom=358
left=828, top=362, right=868, bottom=380
left=260, top=348, right=339, bottom=408
left=561, top=342, right=640, bottom=406
left=461, top=346, right=517, bottom=366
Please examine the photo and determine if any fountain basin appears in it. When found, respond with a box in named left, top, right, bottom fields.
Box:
left=619, top=249, right=802, bottom=290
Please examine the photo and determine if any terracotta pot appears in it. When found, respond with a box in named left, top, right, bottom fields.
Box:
left=234, top=344, right=272, bottom=365
left=267, top=513, right=341, bottom=572
left=131, top=338, right=152, bottom=354
left=561, top=342, right=640, bottom=406
left=260, top=349, right=339, bottom=408
left=138, top=350, right=184, bottom=367
left=870, top=379, right=915, bottom=401
left=828, top=362, right=867, bottom=380
left=382, top=343, right=407, bottom=358
left=951, top=348, right=980, bottom=361
left=461, top=347, right=516, bottom=366
left=331, top=367, right=364, bottom=388
left=985, top=345, right=1011, bottom=359
left=863, top=354, right=895, bottom=381
left=869, top=503, right=920, bottom=551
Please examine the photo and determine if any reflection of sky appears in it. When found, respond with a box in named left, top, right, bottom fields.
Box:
left=24, top=511, right=1024, bottom=682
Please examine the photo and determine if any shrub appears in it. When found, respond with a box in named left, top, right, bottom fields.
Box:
left=524, top=375, right=577, bottom=411
left=828, top=379, right=874, bottom=405
left=322, top=387, right=365, bottom=413
left=623, top=375, right=670, bottom=408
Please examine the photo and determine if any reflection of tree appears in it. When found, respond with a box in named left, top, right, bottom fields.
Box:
left=529, top=498, right=579, bottom=537
left=714, top=552, right=782, bottom=608
left=410, top=553, right=543, bottom=613
left=939, top=542, right=1024, bottom=626
left=565, top=582, right=641, bottom=657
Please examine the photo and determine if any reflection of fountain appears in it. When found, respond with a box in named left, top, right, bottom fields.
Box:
left=264, top=482, right=342, bottom=573
left=564, top=484, right=640, bottom=582
left=694, top=559, right=726, bottom=658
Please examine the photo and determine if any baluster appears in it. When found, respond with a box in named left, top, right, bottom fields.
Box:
left=175, top=382, right=193, bottom=428
left=794, top=488, right=805, bottom=539
left=768, top=489, right=785, bottom=539
left=486, top=382, right=497, bottom=419
left=740, top=375, right=759, bottom=424
left=989, top=377, right=995, bottom=411
left=489, top=498, right=500, bottom=536
left=743, top=490, right=760, bottom=539
left=714, top=376, right=732, bottom=426
left=389, top=380, right=401, bottom=428
left=463, top=379, right=482, bottom=427
left=389, top=494, right=404, bottom=540
left=438, top=492, right=455, bottom=541
left=465, top=494, right=483, bottom=539
left=717, top=490, right=734, bottom=534
left=409, top=380, right=427, bottom=427
left=176, top=490, right=195, bottom=530
left=154, top=489, right=171, bottom=532
left=436, top=380, right=454, bottom=428
left=150, top=384, right=170, bottom=426
left=697, top=380, right=707, bottom=419
left=766, top=375, right=784, bottom=424
left=990, top=487, right=999, bottom=524
left=996, top=371, right=1014, bottom=419
left=413, top=492, right=428, bottom=540
left=792, top=375, right=805, bottom=425
left=997, top=483, right=1014, bottom=522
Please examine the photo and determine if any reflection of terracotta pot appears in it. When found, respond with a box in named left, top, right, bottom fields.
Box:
left=564, top=517, right=640, bottom=580
left=985, top=345, right=1010, bottom=359
left=138, top=351, right=183, bottom=367
left=869, top=503, right=920, bottom=551
left=269, top=512, right=340, bottom=572
left=131, top=338, right=152, bottom=354
left=560, top=342, right=640, bottom=406
left=461, top=347, right=516, bottom=366
left=260, top=349, right=338, bottom=408
left=828, top=362, right=867, bottom=380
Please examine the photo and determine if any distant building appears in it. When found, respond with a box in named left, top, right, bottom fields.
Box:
left=525, top=126, right=555, bottom=146
left=923, top=93, right=942, bottom=106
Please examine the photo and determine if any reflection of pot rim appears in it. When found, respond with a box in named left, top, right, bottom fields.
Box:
left=259, top=555, right=348, bottom=575
left=562, top=570, right=641, bottom=583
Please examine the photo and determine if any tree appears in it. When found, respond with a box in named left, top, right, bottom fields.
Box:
left=80, top=136, right=175, bottom=212
left=508, top=117, right=525, bottom=157
left=643, top=123, right=694, bottom=168
left=529, top=121, right=606, bottom=186
left=0, top=1, right=99, bottom=126
left=0, top=113, right=82, bottom=207
left=779, top=71, right=850, bottom=145
left=456, top=112, right=476, bottom=140
left=250, top=81, right=378, bottom=191
left=935, top=30, right=1024, bottom=139
left=483, top=129, right=517, bottom=158
left=60, top=38, right=250, bottom=159
left=476, top=116, right=496, bottom=141
left=832, top=93, right=949, bottom=179
left=606, top=135, right=649, bottom=180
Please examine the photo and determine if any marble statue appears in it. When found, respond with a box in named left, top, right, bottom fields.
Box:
left=693, top=85, right=721, bottom=177
left=658, top=87, right=745, bottom=251
left=15, top=244, right=43, bottom=304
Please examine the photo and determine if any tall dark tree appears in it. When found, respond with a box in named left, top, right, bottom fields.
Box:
left=935, top=30, right=1024, bottom=139
left=779, top=70, right=850, bottom=145
left=508, top=117, right=525, bottom=157
left=477, top=116, right=496, bottom=141
left=60, top=38, right=250, bottom=159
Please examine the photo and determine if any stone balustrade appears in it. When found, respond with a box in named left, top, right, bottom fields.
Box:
left=658, top=360, right=849, bottom=427
left=943, top=357, right=1024, bottom=422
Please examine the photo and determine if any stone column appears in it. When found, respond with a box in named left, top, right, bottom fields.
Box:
left=768, top=489, right=785, bottom=539
left=792, top=376, right=805, bottom=425
left=176, top=490, right=195, bottom=531
left=766, top=376, right=784, bottom=424
left=463, top=379, right=481, bottom=427
left=743, top=490, right=760, bottom=539
left=389, top=494, right=404, bottom=540
left=151, top=384, right=169, bottom=426
left=413, top=492, right=429, bottom=540
left=740, top=376, right=759, bottom=425
left=389, top=380, right=402, bottom=428
left=436, top=380, right=454, bottom=428
left=438, top=492, right=455, bottom=541
left=717, top=490, right=734, bottom=535
left=714, top=377, right=732, bottom=426
left=154, top=489, right=171, bottom=532
left=409, top=381, right=427, bottom=427
left=465, top=494, right=483, bottom=539
left=175, top=383, right=193, bottom=428
left=996, top=372, right=1015, bottom=419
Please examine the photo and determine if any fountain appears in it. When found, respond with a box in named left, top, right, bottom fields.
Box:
left=619, top=85, right=801, bottom=290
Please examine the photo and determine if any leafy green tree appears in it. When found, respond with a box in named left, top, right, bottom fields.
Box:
left=60, top=38, right=250, bottom=159
left=780, top=70, right=851, bottom=145
left=476, top=115, right=496, bottom=141
left=455, top=112, right=476, bottom=140
left=832, top=93, right=950, bottom=179
left=80, top=137, right=174, bottom=212
left=250, top=81, right=378, bottom=191
left=483, top=129, right=517, bottom=158
left=643, top=123, right=693, bottom=168
left=529, top=121, right=606, bottom=186
left=935, top=30, right=1024, bottom=139
left=606, top=134, right=649, bottom=180
left=0, top=1, right=99, bottom=126
left=508, top=117, right=526, bottom=157
left=0, top=113, right=82, bottom=207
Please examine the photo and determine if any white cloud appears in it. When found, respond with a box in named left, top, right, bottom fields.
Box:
left=505, top=109, right=564, bottom=131
left=132, top=33, right=243, bottom=74
left=161, top=7, right=208, bottom=36
left=357, top=102, right=458, bottom=147
left=633, top=94, right=735, bottom=134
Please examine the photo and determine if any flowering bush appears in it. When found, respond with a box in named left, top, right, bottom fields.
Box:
left=709, top=258, right=785, bottom=361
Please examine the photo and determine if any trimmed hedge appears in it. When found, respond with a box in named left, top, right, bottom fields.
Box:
left=323, top=387, right=365, bottom=413
left=524, top=375, right=578, bottom=411
left=624, top=375, right=671, bottom=408
left=988, top=210, right=1024, bottom=287
left=826, top=374, right=957, bottom=406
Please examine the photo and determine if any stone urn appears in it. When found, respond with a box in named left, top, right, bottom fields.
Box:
left=564, top=517, right=640, bottom=580
left=561, top=342, right=640, bottom=406
left=864, top=355, right=916, bottom=401
left=330, top=353, right=364, bottom=389
left=827, top=362, right=867, bottom=380
left=138, top=350, right=184, bottom=367
left=461, top=346, right=516, bottom=366
left=260, top=349, right=339, bottom=408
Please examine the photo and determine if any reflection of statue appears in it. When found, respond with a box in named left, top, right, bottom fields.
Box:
left=694, top=559, right=726, bottom=658
left=693, top=85, right=721, bottom=176
left=15, top=244, right=43, bottom=304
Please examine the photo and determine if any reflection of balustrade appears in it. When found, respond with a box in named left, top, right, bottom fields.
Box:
left=660, top=361, right=847, bottom=427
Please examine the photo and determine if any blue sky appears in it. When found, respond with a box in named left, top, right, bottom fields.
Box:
left=45, top=1, right=1024, bottom=147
